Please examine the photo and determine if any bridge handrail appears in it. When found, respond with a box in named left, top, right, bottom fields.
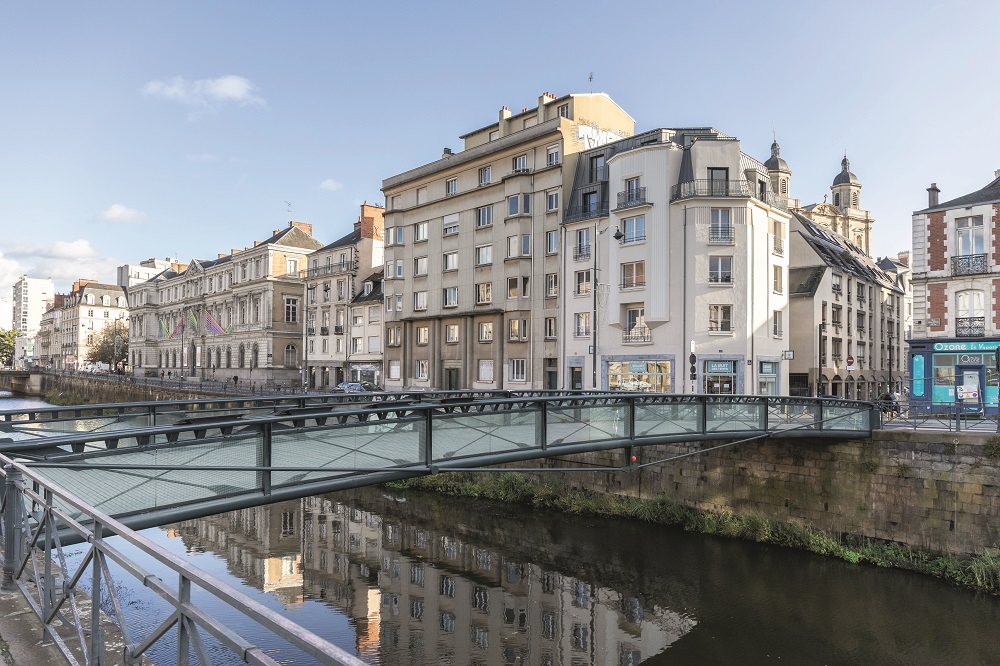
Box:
left=0, top=458, right=365, bottom=665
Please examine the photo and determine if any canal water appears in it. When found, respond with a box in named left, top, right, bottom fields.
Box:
left=4, top=393, right=1000, bottom=664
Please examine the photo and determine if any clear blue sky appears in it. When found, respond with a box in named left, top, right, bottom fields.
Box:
left=2, top=0, right=998, bottom=327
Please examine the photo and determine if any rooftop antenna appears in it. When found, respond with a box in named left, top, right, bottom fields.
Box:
left=588, top=72, right=593, bottom=93
left=284, top=200, right=292, bottom=216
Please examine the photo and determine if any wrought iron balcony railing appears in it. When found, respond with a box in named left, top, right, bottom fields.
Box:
left=573, top=244, right=592, bottom=261
left=952, top=254, right=988, bottom=276
left=623, top=326, right=652, bottom=343
left=671, top=180, right=788, bottom=211
left=956, top=316, right=986, bottom=337
left=709, top=227, right=736, bottom=244
left=564, top=202, right=609, bottom=223
left=616, top=188, right=647, bottom=209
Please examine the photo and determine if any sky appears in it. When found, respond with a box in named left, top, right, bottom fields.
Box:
left=1, top=0, right=998, bottom=327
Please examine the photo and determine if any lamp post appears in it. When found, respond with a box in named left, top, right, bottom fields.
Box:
left=591, top=224, right=624, bottom=390
left=816, top=322, right=826, bottom=396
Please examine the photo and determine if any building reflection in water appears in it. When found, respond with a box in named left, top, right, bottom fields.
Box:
left=169, top=490, right=695, bottom=664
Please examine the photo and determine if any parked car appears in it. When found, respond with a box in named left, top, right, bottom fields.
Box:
left=336, top=381, right=383, bottom=393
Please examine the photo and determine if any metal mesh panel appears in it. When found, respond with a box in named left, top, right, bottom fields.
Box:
left=34, top=435, right=262, bottom=519
left=823, top=406, right=870, bottom=431
left=634, top=402, right=701, bottom=438
left=430, top=409, right=541, bottom=460
left=547, top=404, right=628, bottom=446
left=705, top=402, right=762, bottom=433
left=270, top=418, right=425, bottom=487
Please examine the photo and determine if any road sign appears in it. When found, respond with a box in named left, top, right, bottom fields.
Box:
left=846, top=355, right=855, bottom=369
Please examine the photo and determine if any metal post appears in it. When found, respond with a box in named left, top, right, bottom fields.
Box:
left=42, top=488, right=54, bottom=643
left=591, top=223, right=599, bottom=390
left=2, top=465, right=24, bottom=591
left=91, top=520, right=105, bottom=664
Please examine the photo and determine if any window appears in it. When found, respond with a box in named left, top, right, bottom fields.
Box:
left=625, top=308, right=647, bottom=342
left=478, top=166, right=491, bottom=186
left=621, top=261, right=645, bottom=289
left=574, top=312, right=591, bottom=337
left=510, top=359, right=526, bottom=382
left=414, top=222, right=428, bottom=242
left=477, top=206, right=493, bottom=228
left=443, top=251, right=458, bottom=271
left=545, top=273, right=558, bottom=297
left=521, top=276, right=530, bottom=297
left=709, top=256, right=733, bottom=284
left=414, top=256, right=428, bottom=276
left=478, top=359, right=494, bottom=382
left=352, top=307, right=363, bottom=325
left=508, top=318, right=528, bottom=340
left=416, top=187, right=427, bottom=205
left=478, top=322, right=493, bottom=342
left=415, top=360, right=428, bottom=379
left=387, top=326, right=401, bottom=346
left=395, top=260, right=404, bottom=278
left=475, top=244, right=493, bottom=265
left=414, top=291, right=428, bottom=311
left=443, top=213, right=459, bottom=235
left=575, top=270, right=592, bottom=295
left=546, top=230, right=559, bottom=254
left=476, top=282, right=492, bottom=304
left=710, top=208, right=733, bottom=243
left=621, top=215, right=645, bottom=242
left=547, top=191, right=559, bottom=212
left=351, top=336, right=363, bottom=353
left=547, top=144, right=560, bottom=165
left=589, top=155, right=605, bottom=182
left=834, top=192, right=841, bottom=207
left=446, top=324, right=459, bottom=343
left=286, top=258, right=298, bottom=275
left=443, top=286, right=458, bottom=307
left=521, top=234, right=530, bottom=256
left=832, top=274, right=843, bottom=293
left=507, top=277, right=518, bottom=299
left=395, top=294, right=403, bottom=311
left=544, top=317, right=557, bottom=339
left=512, top=154, right=527, bottom=172
left=284, top=344, right=297, bottom=368
left=557, top=104, right=569, bottom=118
left=284, top=297, right=298, bottom=323
left=576, top=228, right=591, bottom=258
left=956, top=216, right=985, bottom=255
left=389, top=227, right=404, bottom=245
left=507, top=235, right=519, bottom=258
left=506, top=193, right=531, bottom=216
left=772, top=265, right=783, bottom=293
left=957, top=289, right=985, bottom=317
left=852, top=192, right=858, bottom=207
left=773, top=310, right=783, bottom=337
left=445, top=178, right=457, bottom=196
left=507, top=195, right=519, bottom=216
left=708, top=305, right=733, bottom=332
left=708, top=167, right=729, bottom=195
left=416, top=326, right=429, bottom=344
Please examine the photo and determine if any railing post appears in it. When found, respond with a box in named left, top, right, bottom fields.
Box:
left=177, top=574, right=191, bottom=666
left=538, top=400, right=548, bottom=451
left=423, top=408, right=433, bottom=466
left=92, top=520, right=105, bottom=665
left=2, top=465, right=24, bottom=592
left=260, top=423, right=272, bottom=496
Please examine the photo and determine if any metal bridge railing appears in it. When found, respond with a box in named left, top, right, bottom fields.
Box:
left=0, top=459, right=366, bottom=666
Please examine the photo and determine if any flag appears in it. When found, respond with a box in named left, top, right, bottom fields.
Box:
left=205, top=311, right=226, bottom=336
left=159, top=319, right=170, bottom=338
left=169, top=320, right=183, bottom=339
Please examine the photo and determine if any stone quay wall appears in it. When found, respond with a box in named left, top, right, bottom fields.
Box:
left=530, top=430, right=1000, bottom=557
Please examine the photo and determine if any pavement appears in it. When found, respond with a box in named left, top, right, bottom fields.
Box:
left=0, top=586, right=67, bottom=666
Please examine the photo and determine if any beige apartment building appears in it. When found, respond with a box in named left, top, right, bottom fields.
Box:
left=380, top=92, right=635, bottom=390
left=302, top=203, right=385, bottom=388
left=128, top=222, right=324, bottom=388
left=36, top=280, right=127, bottom=371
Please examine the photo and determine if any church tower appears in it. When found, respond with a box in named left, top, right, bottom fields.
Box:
left=764, top=139, right=791, bottom=199
left=831, top=155, right=861, bottom=212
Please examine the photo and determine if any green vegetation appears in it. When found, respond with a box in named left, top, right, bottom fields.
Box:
left=387, top=472, right=1000, bottom=595
left=984, top=436, right=1000, bottom=461
left=0, top=328, right=21, bottom=367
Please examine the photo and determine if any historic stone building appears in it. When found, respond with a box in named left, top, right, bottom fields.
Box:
left=127, top=222, right=324, bottom=388
left=36, top=280, right=127, bottom=371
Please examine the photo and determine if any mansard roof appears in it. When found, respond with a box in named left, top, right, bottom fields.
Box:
left=791, top=212, right=898, bottom=292
left=915, top=174, right=1000, bottom=213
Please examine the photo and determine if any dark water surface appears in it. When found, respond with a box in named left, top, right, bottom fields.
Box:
left=3, top=393, right=999, bottom=664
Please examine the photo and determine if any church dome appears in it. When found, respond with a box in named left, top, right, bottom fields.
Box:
left=763, top=140, right=789, bottom=171
left=833, top=156, right=859, bottom=186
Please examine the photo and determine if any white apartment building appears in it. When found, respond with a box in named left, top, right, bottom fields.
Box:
left=302, top=203, right=385, bottom=388
left=909, top=171, right=1000, bottom=413
left=380, top=91, right=635, bottom=391
left=562, top=128, right=791, bottom=394
left=117, top=257, right=178, bottom=289
left=35, top=280, right=127, bottom=371
left=11, top=275, right=54, bottom=367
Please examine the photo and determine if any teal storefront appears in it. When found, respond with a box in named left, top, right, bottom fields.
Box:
left=908, top=339, right=999, bottom=412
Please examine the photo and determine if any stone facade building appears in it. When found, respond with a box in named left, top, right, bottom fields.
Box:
left=909, top=171, right=1000, bottom=412
left=35, top=280, right=127, bottom=371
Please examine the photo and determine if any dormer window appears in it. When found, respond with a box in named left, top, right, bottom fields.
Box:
left=363, top=281, right=373, bottom=296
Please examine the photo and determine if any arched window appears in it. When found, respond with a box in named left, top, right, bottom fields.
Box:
left=852, top=192, right=858, bottom=207
left=284, top=344, right=297, bottom=368
left=225, top=346, right=232, bottom=368
left=86, top=294, right=95, bottom=305
left=251, top=343, right=259, bottom=369
left=238, top=344, right=246, bottom=368
left=102, top=295, right=110, bottom=306
left=834, top=193, right=841, bottom=207
left=117, top=297, right=125, bottom=307
left=216, top=348, right=222, bottom=368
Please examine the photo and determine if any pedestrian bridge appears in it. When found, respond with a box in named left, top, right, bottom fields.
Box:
left=1, top=391, right=875, bottom=531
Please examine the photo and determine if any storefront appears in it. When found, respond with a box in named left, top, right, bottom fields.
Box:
left=908, top=339, right=999, bottom=413
left=606, top=358, right=673, bottom=392
left=703, top=360, right=738, bottom=394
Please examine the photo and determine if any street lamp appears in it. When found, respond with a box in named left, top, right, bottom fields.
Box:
left=816, top=322, right=826, bottom=396
left=591, top=224, right=625, bottom=390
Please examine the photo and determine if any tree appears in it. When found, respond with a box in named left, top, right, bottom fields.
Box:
left=85, top=324, right=129, bottom=370
left=0, top=328, right=21, bottom=368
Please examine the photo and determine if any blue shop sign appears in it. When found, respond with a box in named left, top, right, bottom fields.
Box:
left=628, top=361, right=647, bottom=373
left=706, top=361, right=735, bottom=374
left=932, top=341, right=1000, bottom=352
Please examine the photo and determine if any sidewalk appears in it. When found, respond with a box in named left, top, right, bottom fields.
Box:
left=0, top=588, right=66, bottom=665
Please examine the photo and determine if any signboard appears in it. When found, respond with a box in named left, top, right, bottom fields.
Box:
left=706, top=361, right=735, bottom=374
left=933, top=341, right=1000, bottom=352
left=957, top=385, right=980, bottom=400
left=628, top=361, right=647, bottom=374
left=846, top=355, right=855, bottom=370
left=65, top=355, right=76, bottom=364
left=927, top=318, right=941, bottom=327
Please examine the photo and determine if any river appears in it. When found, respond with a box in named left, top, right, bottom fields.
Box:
left=4, top=392, right=1000, bottom=664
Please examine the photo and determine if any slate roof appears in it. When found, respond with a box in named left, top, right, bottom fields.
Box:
left=318, top=228, right=362, bottom=252
left=351, top=272, right=384, bottom=305
left=790, top=212, right=898, bottom=292
left=915, top=174, right=1000, bottom=213
left=789, top=266, right=826, bottom=296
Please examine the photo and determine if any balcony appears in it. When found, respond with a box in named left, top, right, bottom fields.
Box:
left=957, top=316, right=986, bottom=337
left=772, top=237, right=784, bottom=255
left=307, top=325, right=316, bottom=335
left=623, top=326, right=652, bottom=343
left=616, top=188, right=647, bottom=210
left=952, top=254, right=988, bottom=276
left=573, top=244, right=592, bottom=261
left=334, top=325, right=344, bottom=335
left=320, top=326, right=329, bottom=336
left=708, top=227, right=735, bottom=244
left=564, top=201, right=609, bottom=223
left=620, top=279, right=646, bottom=289
left=671, top=179, right=788, bottom=211
left=588, top=166, right=607, bottom=183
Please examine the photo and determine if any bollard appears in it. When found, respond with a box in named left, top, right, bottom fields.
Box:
left=2, top=465, right=24, bottom=592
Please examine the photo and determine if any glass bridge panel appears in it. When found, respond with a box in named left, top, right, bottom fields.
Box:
left=705, top=402, right=763, bottom=433
left=634, top=402, right=701, bottom=438
left=430, top=409, right=541, bottom=460
left=546, top=403, right=629, bottom=446
left=822, top=405, right=870, bottom=431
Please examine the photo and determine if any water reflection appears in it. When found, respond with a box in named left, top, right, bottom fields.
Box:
left=170, top=489, right=695, bottom=664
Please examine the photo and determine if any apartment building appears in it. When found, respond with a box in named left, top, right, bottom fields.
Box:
left=302, top=203, right=385, bottom=388
left=11, top=275, right=54, bottom=367
left=380, top=92, right=635, bottom=390
left=909, top=172, right=1000, bottom=413
left=116, top=257, right=178, bottom=289
left=128, top=222, right=324, bottom=388
left=34, top=280, right=127, bottom=371
left=562, top=128, right=791, bottom=394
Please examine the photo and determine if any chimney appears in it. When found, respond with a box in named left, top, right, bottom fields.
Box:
left=442, top=147, right=453, bottom=158
left=289, top=221, right=313, bottom=236
left=995, top=169, right=1000, bottom=179
left=272, top=229, right=280, bottom=236
left=358, top=201, right=385, bottom=240
left=217, top=253, right=226, bottom=259
left=927, top=183, right=940, bottom=208
left=897, top=250, right=910, bottom=267
left=231, top=248, right=240, bottom=255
